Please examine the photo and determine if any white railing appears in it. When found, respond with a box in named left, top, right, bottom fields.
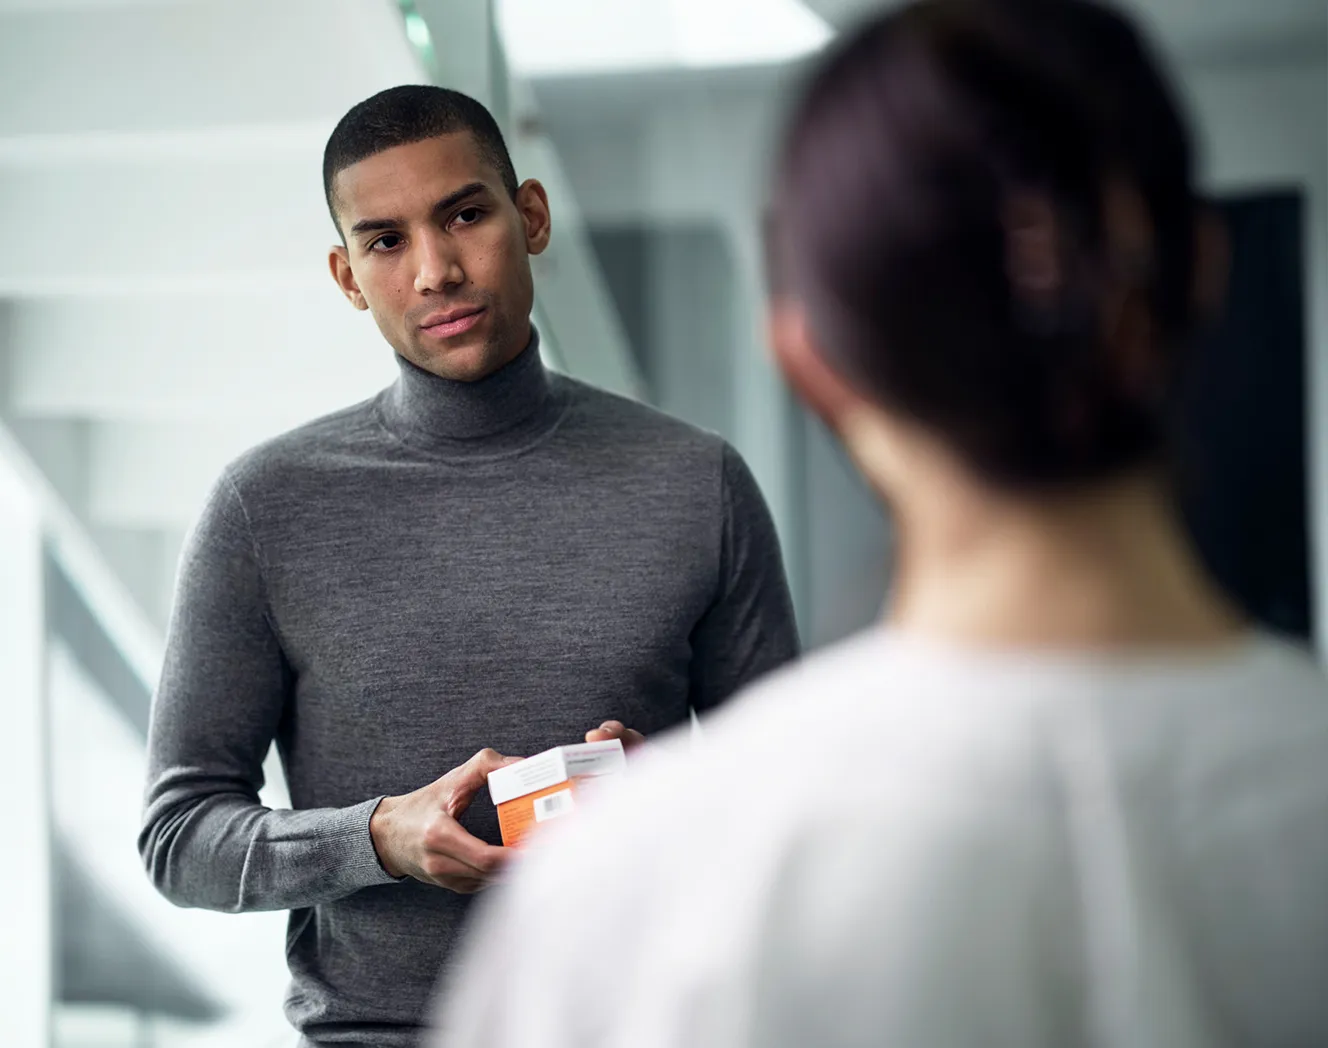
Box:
left=0, top=422, right=163, bottom=691
left=0, top=421, right=52, bottom=1048
left=0, top=420, right=292, bottom=1047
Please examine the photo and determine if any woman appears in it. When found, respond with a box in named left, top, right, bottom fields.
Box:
left=436, top=1, right=1328, bottom=1044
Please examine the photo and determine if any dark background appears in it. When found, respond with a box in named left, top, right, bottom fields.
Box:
left=1178, top=190, right=1312, bottom=640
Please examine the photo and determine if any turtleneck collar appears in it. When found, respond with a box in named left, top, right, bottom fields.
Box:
left=377, top=329, right=561, bottom=455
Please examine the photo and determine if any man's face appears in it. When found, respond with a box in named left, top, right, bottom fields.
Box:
left=329, top=132, right=551, bottom=382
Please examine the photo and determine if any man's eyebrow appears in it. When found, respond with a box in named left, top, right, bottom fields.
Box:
left=430, top=182, right=489, bottom=220
left=349, top=182, right=490, bottom=239
left=349, top=215, right=403, bottom=237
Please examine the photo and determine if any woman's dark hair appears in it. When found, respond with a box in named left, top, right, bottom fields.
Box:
left=775, top=0, right=1199, bottom=487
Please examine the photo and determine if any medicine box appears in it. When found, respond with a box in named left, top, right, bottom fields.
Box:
left=487, top=739, right=626, bottom=847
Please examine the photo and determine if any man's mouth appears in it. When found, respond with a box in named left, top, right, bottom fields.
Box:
left=419, top=307, right=486, bottom=339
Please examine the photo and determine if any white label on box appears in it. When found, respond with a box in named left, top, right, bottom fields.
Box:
left=488, top=739, right=625, bottom=807
left=534, top=789, right=575, bottom=823
left=564, top=742, right=628, bottom=778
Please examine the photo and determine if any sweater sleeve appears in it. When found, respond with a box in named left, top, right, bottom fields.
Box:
left=138, top=471, right=399, bottom=913
left=688, top=444, right=801, bottom=713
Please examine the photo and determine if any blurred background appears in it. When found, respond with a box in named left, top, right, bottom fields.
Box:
left=0, top=0, right=1323, bottom=1044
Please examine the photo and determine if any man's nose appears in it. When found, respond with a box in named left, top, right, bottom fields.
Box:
left=414, top=232, right=464, bottom=294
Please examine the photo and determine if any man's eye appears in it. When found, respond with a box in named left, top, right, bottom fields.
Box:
left=454, top=207, right=482, bottom=226
left=370, top=233, right=403, bottom=252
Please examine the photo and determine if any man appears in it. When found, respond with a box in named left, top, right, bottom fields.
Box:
left=139, top=85, right=798, bottom=1047
left=434, top=2, right=1328, bottom=1046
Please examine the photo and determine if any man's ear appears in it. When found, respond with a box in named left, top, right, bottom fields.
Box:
left=329, top=245, right=368, bottom=311
left=515, top=179, right=552, bottom=257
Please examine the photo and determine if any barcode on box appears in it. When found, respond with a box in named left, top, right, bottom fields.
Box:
left=534, top=789, right=575, bottom=824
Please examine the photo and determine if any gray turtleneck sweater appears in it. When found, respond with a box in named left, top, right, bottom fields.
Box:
left=139, top=337, right=799, bottom=1047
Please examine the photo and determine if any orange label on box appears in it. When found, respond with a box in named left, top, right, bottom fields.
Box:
left=488, top=741, right=626, bottom=847
left=497, top=780, right=579, bottom=847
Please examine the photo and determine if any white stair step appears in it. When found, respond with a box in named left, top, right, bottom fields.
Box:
left=0, top=150, right=336, bottom=295
left=8, top=292, right=398, bottom=422
left=0, top=0, right=420, bottom=139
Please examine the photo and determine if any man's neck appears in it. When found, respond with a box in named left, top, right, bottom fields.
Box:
left=885, top=472, right=1247, bottom=651
left=380, top=328, right=558, bottom=453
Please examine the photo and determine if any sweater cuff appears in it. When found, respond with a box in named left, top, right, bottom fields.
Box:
left=325, top=796, right=405, bottom=890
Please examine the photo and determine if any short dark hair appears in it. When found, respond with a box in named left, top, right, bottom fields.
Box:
left=775, top=0, right=1199, bottom=487
left=323, top=85, right=519, bottom=236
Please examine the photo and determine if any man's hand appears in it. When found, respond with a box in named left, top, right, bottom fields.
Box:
left=369, top=748, right=520, bottom=894
left=585, top=720, right=646, bottom=750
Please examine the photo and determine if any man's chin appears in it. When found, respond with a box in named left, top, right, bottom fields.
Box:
left=409, top=341, right=511, bottom=383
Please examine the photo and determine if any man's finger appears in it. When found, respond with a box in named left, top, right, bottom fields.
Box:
left=446, top=749, right=524, bottom=811
left=586, top=722, right=646, bottom=749
left=441, top=877, right=489, bottom=895
left=468, top=748, right=524, bottom=778
left=586, top=720, right=625, bottom=743
left=436, top=822, right=511, bottom=875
